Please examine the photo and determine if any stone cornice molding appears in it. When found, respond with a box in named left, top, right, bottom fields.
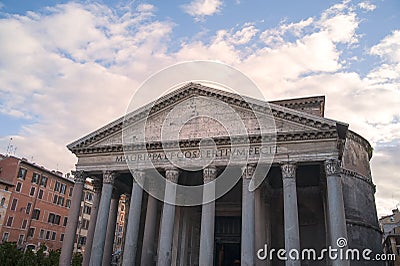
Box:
left=103, top=170, right=116, bottom=185
left=71, top=130, right=338, bottom=155
left=241, top=164, right=255, bottom=179
left=67, top=83, right=339, bottom=152
left=281, top=163, right=296, bottom=179
left=72, top=170, right=86, bottom=184
left=203, top=166, right=217, bottom=183
left=324, top=159, right=341, bottom=176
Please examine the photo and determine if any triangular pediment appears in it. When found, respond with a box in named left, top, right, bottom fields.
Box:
left=67, top=83, right=340, bottom=152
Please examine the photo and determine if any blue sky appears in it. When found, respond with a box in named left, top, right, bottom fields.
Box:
left=0, top=0, right=399, bottom=216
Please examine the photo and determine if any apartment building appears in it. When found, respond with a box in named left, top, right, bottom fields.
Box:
left=0, top=155, right=74, bottom=251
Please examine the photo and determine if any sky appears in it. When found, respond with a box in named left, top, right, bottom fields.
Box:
left=0, top=0, right=399, bottom=217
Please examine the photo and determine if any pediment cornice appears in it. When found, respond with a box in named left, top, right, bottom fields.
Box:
left=67, top=83, right=340, bottom=152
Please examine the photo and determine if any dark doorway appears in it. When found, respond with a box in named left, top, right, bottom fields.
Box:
left=215, top=242, right=241, bottom=266
left=215, top=216, right=241, bottom=266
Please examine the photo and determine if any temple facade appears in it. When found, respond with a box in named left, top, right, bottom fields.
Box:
left=59, top=83, right=382, bottom=266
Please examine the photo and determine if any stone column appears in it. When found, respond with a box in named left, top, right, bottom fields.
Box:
left=281, top=163, right=300, bottom=266
left=255, top=187, right=266, bottom=266
left=59, top=170, right=86, bottom=266
left=89, top=171, right=116, bottom=266
left=199, top=166, right=217, bottom=266
left=241, top=164, right=255, bottom=266
left=325, top=159, right=349, bottom=266
left=141, top=178, right=159, bottom=266
left=83, top=179, right=102, bottom=266
left=157, top=167, right=179, bottom=266
left=102, top=190, right=120, bottom=265
left=122, top=170, right=144, bottom=266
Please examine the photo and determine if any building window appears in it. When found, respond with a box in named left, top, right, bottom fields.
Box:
left=121, top=204, right=125, bottom=211
left=0, top=197, right=5, bottom=207
left=60, top=184, right=66, bottom=194
left=18, top=168, right=27, bottom=180
left=57, top=196, right=64, bottom=207
left=10, top=198, right=17, bottom=211
left=26, top=203, right=32, bottom=214
left=6, top=216, right=13, bottom=227
left=66, top=199, right=71, bottom=208
left=32, top=209, right=40, bottom=220
left=39, top=229, right=44, bottom=239
left=54, top=215, right=61, bottom=225
left=21, top=219, right=27, bottom=229
left=29, top=187, right=36, bottom=196
left=85, top=192, right=93, bottom=202
left=45, top=231, right=50, bottom=240
left=15, top=182, right=22, bottom=192
left=38, top=189, right=44, bottom=199
left=63, top=217, right=68, bottom=226
left=83, top=205, right=91, bottom=215
left=32, top=173, right=40, bottom=184
left=40, top=176, right=47, bottom=187
left=51, top=232, right=56, bottom=241
left=48, top=213, right=55, bottom=223
left=17, top=235, right=24, bottom=246
left=60, top=233, right=64, bottom=241
left=2, top=232, right=9, bottom=242
left=28, top=228, right=35, bottom=238
left=54, top=181, right=60, bottom=192
left=82, top=219, right=89, bottom=230
left=69, top=187, right=73, bottom=197
left=77, top=236, right=86, bottom=246
left=53, top=195, right=58, bottom=204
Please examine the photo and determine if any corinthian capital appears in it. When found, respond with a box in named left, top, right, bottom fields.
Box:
left=132, top=170, right=145, bottom=184
left=241, top=164, right=255, bottom=179
left=325, top=159, right=341, bottom=176
left=203, top=166, right=217, bottom=183
left=281, top=163, right=296, bottom=179
left=165, top=167, right=179, bottom=183
left=103, top=170, right=116, bottom=184
left=72, top=170, right=86, bottom=184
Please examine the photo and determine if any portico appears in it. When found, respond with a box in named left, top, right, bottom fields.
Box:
left=60, top=83, right=382, bottom=266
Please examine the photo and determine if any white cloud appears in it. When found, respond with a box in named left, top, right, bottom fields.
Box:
left=358, top=2, right=376, bottom=11
left=181, top=0, right=222, bottom=21
left=370, top=30, right=400, bottom=63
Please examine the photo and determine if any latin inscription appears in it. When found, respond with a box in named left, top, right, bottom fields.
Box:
left=115, top=146, right=277, bottom=163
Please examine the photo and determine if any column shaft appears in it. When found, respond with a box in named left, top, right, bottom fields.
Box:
left=157, top=168, right=179, bottom=266
left=89, top=171, right=115, bottom=266
left=141, top=194, right=158, bottom=265
left=281, top=163, right=300, bottom=266
left=102, top=193, right=120, bottom=265
left=82, top=179, right=102, bottom=266
left=59, top=171, right=86, bottom=266
left=241, top=165, right=255, bottom=266
left=325, top=159, right=349, bottom=266
left=199, top=166, right=217, bottom=266
left=122, top=172, right=144, bottom=266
